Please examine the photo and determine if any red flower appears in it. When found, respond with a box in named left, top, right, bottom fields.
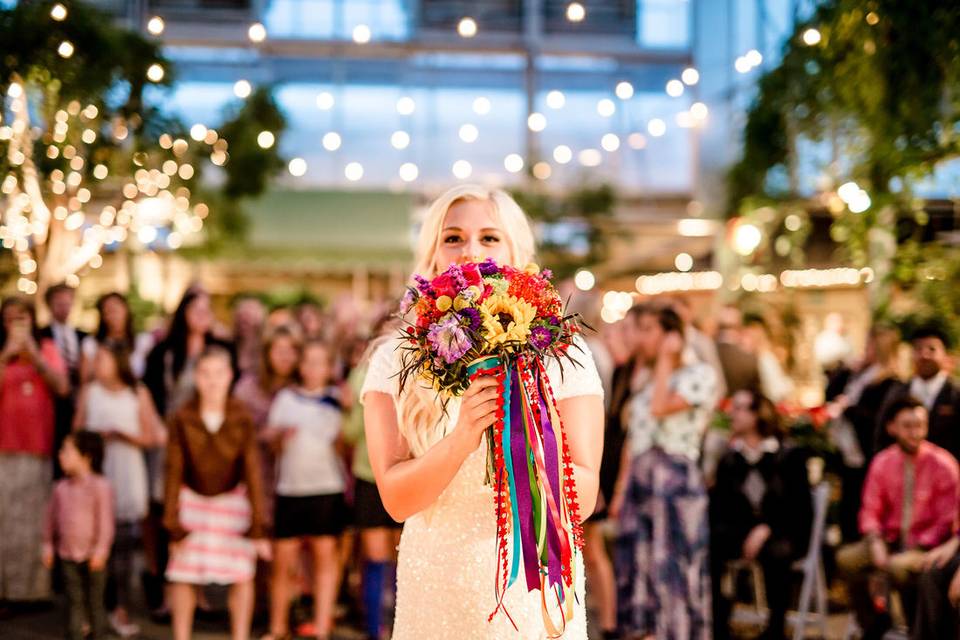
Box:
left=461, top=263, right=484, bottom=288
left=431, top=273, right=457, bottom=298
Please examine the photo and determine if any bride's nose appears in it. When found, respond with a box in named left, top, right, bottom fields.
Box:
left=460, top=239, right=483, bottom=262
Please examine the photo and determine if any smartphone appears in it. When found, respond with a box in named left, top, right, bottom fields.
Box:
left=8, top=319, right=29, bottom=346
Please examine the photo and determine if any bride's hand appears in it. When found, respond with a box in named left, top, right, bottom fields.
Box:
left=452, top=376, right=501, bottom=454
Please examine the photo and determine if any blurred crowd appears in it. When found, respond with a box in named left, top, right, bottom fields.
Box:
left=1, top=282, right=959, bottom=640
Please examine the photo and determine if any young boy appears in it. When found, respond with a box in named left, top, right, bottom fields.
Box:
left=43, top=431, right=115, bottom=640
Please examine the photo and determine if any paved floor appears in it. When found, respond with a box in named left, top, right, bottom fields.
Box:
left=4, top=601, right=859, bottom=639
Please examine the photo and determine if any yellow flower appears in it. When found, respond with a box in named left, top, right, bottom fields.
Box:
left=524, top=262, right=541, bottom=274
left=479, top=293, right=537, bottom=349
left=436, top=295, right=452, bottom=312
left=453, top=295, right=468, bottom=311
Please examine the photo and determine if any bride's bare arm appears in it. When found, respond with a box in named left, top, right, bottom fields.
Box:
left=558, top=395, right=605, bottom=522
left=364, top=377, right=500, bottom=522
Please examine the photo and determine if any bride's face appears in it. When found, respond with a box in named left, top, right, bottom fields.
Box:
left=436, top=199, right=511, bottom=270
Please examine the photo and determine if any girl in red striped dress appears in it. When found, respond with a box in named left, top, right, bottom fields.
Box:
left=163, top=345, right=271, bottom=640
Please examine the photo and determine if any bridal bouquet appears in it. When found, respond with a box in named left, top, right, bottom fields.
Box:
left=396, top=259, right=587, bottom=636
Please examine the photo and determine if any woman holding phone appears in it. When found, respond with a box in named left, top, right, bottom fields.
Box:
left=0, top=296, right=70, bottom=605
left=610, top=304, right=717, bottom=640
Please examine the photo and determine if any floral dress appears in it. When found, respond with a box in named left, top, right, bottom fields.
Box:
left=615, top=361, right=716, bottom=640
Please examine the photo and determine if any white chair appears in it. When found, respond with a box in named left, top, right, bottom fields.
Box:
left=789, top=481, right=831, bottom=640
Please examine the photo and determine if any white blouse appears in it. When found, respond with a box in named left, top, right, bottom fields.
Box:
left=625, top=361, right=717, bottom=463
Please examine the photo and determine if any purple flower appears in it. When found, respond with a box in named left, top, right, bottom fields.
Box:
left=446, top=264, right=468, bottom=292
left=541, top=269, right=553, bottom=280
left=546, top=315, right=561, bottom=326
left=414, top=275, right=434, bottom=296
left=459, top=307, right=481, bottom=331
left=399, top=289, right=417, bottom=314
left=479, top=258, right=499, bottom=276
left=530, top=326, right=553, bottom=350
left=427, top=315, right=473, bottom=364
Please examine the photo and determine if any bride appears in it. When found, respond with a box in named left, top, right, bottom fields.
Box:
left=361, top=184, right=605, bottom=639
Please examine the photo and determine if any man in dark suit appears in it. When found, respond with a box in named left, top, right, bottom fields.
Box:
left=875, top=325, right=960, bottom=461
left=40, top=282, right=87, bottom=477
left=714, top=306, right=761, bottom=396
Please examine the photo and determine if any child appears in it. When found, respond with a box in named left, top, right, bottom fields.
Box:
left=74, top=342, right=159, bottom=637
left=163, top=344, right=270, bottom=640
left=43, top=431, right=115, bottom=640
left=264, top=340, right=348, bottom=640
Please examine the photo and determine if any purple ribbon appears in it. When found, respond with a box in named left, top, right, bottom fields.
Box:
left=535, top=366, right=564, bottom=589
left=510, top=364, right=540, bottom=591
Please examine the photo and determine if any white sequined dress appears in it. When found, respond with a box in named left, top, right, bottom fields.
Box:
left=360, top=336, right=604, bottom=639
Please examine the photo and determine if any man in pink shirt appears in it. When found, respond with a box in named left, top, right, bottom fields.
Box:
left=837, top=396, right=960, bottom=638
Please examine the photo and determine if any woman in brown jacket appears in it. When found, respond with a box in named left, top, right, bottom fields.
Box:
left=163, top=345, right=270, bottom=640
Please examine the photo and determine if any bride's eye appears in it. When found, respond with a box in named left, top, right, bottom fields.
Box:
left=443, top=235, right=463, bottom=244
left=482, top=234, right=501, bottom=243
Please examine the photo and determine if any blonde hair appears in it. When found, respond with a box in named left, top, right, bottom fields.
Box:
left=396, top=184, right=536, bottom=454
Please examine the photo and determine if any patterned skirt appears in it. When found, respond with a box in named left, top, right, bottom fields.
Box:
left=0, top=453, right=52, bottom=600
left=165, top=485, right=256, bottom=585
left=614, top=448, right=711, bottom=640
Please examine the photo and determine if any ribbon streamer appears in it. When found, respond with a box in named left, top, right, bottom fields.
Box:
left=467, top=354, right=583, bottom=638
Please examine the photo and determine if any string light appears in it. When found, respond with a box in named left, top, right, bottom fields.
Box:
left=147, top=16, right=165, bottom=35
left=248, top=23, right=267, bottom=43
left=345, top=162, right=364, bottom=181
left=628, top=133, right=647, bottom=149
left=452, top=160, right=473, bottom=179
left=234, top=80, right=252, bottom=98
left=457, top=17, right=477, bottom=38
left=396, top=97, right=416, bottom=115
left=597, top=99, right=616, bottom=117
left=391, top=130, right=411, bottom=150
left=601, top=133, right=620, bottom=152
left=546, top=90, right=566, bottom=109
left=316, top=92, right=335, bottom=110
left=733, top=222, right=763, bottom=256
left=682, top=68, right=700, bottom=85
left=574, top=270, right=595, bottom=291
left=257, top=131, right=275, bottom=148
left=146, top=64, right=165, bottom=82
left=322, top=132, right=342, bottom=151
left=50, top=4, right=68, bottom=21
left=666, top=79, right=684, bottom=97
left=803, top=28, right=822, bottom=45
left=503, top=154, right=524, bottom=173
left=58, top=41, right=75, bottom=59
left=458, top=124, right=479, bottom=143
left=288, top=158, right=307, bottom=177
left=553, top=145, right=573, bottom=164
left=527, top=112, right=547, bottom=132
left=647, top=119, right=666, bottom=137
left=566, top=2, right=586, bottom=22
left=615, top=82, right=634, bottom=100
left=578, top=149, right=602, bottom=167
left=399, top=163, right=419, bottom=182
left=352, top=24, right=372, bottom=44
left=532, top=162, right=552, bottom=180
left=472, top=97, right=491, bottom=115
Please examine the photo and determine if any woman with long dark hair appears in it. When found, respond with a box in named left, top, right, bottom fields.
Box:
left=74, top=342, right=161, bottom=636
left=709, top=389, right=812, bottom=640
left=610, top=303, right=717, bottom=640
left=140, top=289, right=236, bottom=616
left=79, top=292, right=155, bottom=383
